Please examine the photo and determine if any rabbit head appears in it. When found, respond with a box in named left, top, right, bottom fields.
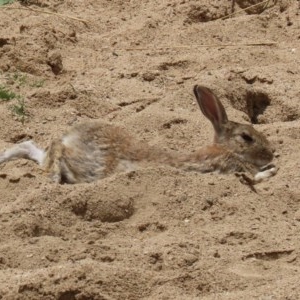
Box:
left=193, top=85, right=274, bottom=168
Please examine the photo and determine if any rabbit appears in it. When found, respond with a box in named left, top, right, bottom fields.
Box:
left=0, top=85, right=277, bottom=184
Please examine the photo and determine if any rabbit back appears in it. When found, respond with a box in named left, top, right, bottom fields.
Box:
left=43, top=122, right=139, bottom=183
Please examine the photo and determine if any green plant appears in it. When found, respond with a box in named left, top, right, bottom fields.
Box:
left=0, top=85, right=16, bottom=101
left=30, top=79, right=45, bottom=88
left=7, top=71, right=45, bottom=88
left=13, top=72, right=28, bottom=86
left=11, top=98, right=27, bottom=124
left=0, top=0, right=14, bottom=6
left=0, top=83, right=28, bottom=124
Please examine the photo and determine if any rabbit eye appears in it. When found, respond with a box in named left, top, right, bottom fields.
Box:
left=241, top=133, right=254, bottom=143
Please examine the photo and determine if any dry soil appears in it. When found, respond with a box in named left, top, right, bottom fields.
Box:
left=0, top=0, right=300, bottom=299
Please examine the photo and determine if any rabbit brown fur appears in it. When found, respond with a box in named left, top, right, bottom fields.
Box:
left=0, top=85, right=277, bottom=184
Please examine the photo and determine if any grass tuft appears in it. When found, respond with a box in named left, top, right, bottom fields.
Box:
left=0, top=86, right=16, bottom=101
left=0, top=84, right=27, bottom=124
left=11, top=98, right=27, bottom=124
left=0, top=0, right=14, bottom=6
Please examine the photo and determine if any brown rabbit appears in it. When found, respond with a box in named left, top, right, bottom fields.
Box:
left=0, top=85, right=277, bottom=184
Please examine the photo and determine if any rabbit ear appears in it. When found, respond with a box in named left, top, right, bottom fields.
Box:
left=193, top=85, right=228, bottom=134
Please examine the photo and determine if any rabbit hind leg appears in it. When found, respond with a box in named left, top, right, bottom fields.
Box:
left=0, top=141, right=45, bottom=165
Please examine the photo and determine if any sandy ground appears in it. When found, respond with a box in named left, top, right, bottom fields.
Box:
left=0, top=0, right=300, bottom=299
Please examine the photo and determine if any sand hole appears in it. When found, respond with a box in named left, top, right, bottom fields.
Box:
left=245, top=90, right=271, bottom=124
